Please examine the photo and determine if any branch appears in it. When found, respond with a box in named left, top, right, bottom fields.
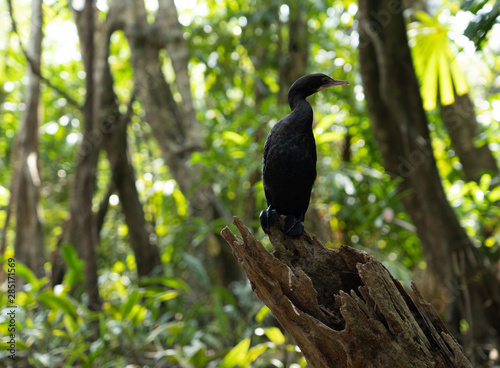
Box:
left=221, top=216, right=471, bottom=368
left=7, top=0, right=81, bottom=108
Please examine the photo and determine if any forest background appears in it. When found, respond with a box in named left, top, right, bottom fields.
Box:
left=1, top=0, right=500, bottom=367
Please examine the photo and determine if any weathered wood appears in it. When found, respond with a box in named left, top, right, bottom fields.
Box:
left=221, top=216, right=472, bottom=368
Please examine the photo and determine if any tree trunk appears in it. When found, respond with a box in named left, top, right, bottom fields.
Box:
left=97, top=5, right=163, bottom=278
left=113, top=0, right=241, bottom=286
left=67, top=0, right=102, bottom=310
left=157, top=0, right=202, bottom=152
left=122, top=0, right=196, bottom=193
left=357, top=0, right=500, bottom=364
left=221, top=217, right=471, bottom=368
left=102, top=98, right=163, bottom=277
left=52, top=0, right=163, bottom=285
left=440, top=90, right=498, bottom=182
left=12, top=0, right=45, bottom=279
left=278, top=2, right=309, bottom=104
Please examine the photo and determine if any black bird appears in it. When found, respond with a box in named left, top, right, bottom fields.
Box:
left=260, top=73, right=348, bottom=236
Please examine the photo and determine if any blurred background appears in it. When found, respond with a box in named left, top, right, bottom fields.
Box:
left=0, top=0, right=499, bottom=366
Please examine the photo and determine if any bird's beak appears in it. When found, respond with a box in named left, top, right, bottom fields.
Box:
left=317, top=79, right=349, bottom=91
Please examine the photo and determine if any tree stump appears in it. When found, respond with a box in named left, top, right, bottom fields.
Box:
left=220, top=216, right=471, bottom=368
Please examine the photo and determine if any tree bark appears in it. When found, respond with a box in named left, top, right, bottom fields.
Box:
left=53, top=0, right=163, bottom=285
left=156, top=0, right=202, bottom=152
left=102, top=97, right=163, bottom=277
left=67, top=0, right=101, bottom=310
left=97, top=5, right=163, bottom=278
left=221, top=217, right=471, bottom=368
left=440, top=90, right=498, bottom=182
left=114, top=0, right=241, bottom=286
left=278, top=2, right=309, bottom=104
left=12, top=0, right=45, bottom=279
left=357, top=0, right=500, bottom=363
left=122, top=0, right=195, bottom=193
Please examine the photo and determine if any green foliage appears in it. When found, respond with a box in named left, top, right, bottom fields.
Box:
left=409, top=11, right=468, bottom=110
left=463, top=0, right=500, bottom=49
left=61, top=244, right=84, bottom=287
left=0, top=258, right=278, bottom=367
left=220, top=338, right=252, bottom=368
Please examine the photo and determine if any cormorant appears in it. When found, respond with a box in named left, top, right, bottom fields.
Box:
left=260, top=73, right=348, bottom=236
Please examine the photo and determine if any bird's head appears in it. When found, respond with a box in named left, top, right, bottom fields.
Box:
left=288, top=73, right=348, bottom=108
left=314, top=74, right=349, bottom=91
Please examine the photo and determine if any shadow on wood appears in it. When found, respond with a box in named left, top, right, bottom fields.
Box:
left=220, top=216, right=471, bottom=368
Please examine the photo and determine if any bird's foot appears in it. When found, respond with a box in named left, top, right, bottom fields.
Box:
left=284, top=215, right=304, bottom=237
left=260, top=207, right=280, bottom=233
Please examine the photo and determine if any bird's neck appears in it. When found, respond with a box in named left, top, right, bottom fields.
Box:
left=289, top=98, right=313, bottom=129
left=288, top=86, right=309, bottom=110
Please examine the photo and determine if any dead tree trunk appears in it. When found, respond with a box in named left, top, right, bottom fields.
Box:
left=221, top=217, right=471, bottom=368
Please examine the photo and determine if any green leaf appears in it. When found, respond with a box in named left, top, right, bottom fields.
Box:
left=13, top=339, right=29, bottom=350
left=146, top=321, right=186, bottom=344
left=479, top=173, right=491, bottom=192
left=220, top=337, right=251, bottom=368
left=255, top=305, right=270, bottom=322
left=463, top=2, right=500, bottom=49
left=191, top=151, right=209, bottom=164
left=213, top=292, right=230, bottom=333
left=229, top=150, right=245, bottom=159
left=488, top=186, right=500, bottom=202
left=421, top=49, right=438, bottom=110
left=14, top=261, right=42, bottom=290
left=130, top=305, right=147, bottom=325
left=61, top=244, right=84, bottom=272
left=316, top=131, right=343, bottom=145
left=111, top=260, right=125, bottom=274
left=147, top=277, right=190, bottom=292
left=99, top=312, right=107, bottom=339
left=409, top=12, right=469, bottom=110
left=119, top=290, right=143, bottom=320
left=153, top=290, right=179, bottom=302
left=189, top=346, right=209, bottom=367
left=38, top=292, right=78, bottom=321
left=166, top=321, right=185, bottom=336
left=264, top=327, right=285, bottom=345
left=222, top=131, right=247, bottom=145
left=146, top=322, right=181, bottom=343
left=173, top=188, right=188, bottom=217
left=414, top=10, right=438, bottom=25
left=315, top=114, right=336, bottom=132
left=438, top=47, right=454, bottom=105
left=243, top=343, right=269, bottom=365
left=61, top=244, right=84, bottom=287
left=183, top=253, right=211, bottom=290
left=53, top=329, right=70, bottom=338
left=448, top=52, right=468, bottom=95
left=63, top=313, right=79, bottom=336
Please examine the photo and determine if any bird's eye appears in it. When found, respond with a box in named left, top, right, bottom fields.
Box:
left=322, top=77, right=329, bottom=83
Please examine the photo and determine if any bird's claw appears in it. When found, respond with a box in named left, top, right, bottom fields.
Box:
left=260, top=207, right=279, bottom=233
left=284, top=215, right=304, bottom=237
